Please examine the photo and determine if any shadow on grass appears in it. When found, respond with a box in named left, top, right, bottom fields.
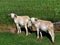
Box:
left=41, top=31, right=52, bottom=43
left=16, top=27, right=53, bottom=44
left=28, top=27, right=53, bottom=43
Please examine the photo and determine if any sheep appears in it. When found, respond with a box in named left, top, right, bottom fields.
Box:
left=30, top=17, right=54, bottom=43
left=8, top=13, right=32, bottom=36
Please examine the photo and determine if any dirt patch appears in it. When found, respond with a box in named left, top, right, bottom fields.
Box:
left=7, top=26, right=17, bottom=33
left=0, top=23, right=60, bottom=33
left=0, top=25, right=17, bottom=33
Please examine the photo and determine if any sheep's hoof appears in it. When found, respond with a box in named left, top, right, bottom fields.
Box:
left=37, top=37, right=40, bottom=40
left=26, top=34, right=28, bottom=36
left=52, top=42, right=54, bottom=45
left=17, top=32, right=21, bottom=34
left=19, top=32, right=21, bottom=34
left=37, top=36, right=39, bottom=39
left=20, top=31, right=21, bottom=34
left=17, top=32, right=20, bottom=34
left=29, top=33, right=31, bottom=35
left=40, top=37, right=43, bottom=40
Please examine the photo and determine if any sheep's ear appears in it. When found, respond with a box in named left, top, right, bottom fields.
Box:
left=35, top=18, right=38, bottom=21
left=14, top=14, right=17, bottom=17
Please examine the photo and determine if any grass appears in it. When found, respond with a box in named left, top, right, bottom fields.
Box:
left=0, top=0, right=60, bottom=25
left=0, top=31, right=59, bottom=45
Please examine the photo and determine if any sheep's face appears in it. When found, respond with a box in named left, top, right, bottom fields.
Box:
left=31, top=17, right=37, bottom=23
left=10, top=13, right=16, bottom=18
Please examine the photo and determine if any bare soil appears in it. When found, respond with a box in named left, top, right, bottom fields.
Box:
left=0, top=22, right=60, bottom=33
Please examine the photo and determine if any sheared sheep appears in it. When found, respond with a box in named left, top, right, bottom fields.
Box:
left=30, top=17, right=54, bottom=43
left=9, top=13, right=32, bottom=36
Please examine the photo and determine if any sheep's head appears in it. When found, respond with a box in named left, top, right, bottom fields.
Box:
left=30, top=17, right=38, bottom=23
left=8, top=13, right=17, bottom=19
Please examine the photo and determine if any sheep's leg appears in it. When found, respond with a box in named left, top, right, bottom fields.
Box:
left=48, top=29, right=54, bottom=43
left=40, top=31, right=42, bottom=39
left=16, top=24, right=21, bottom=34
left=37, top=28, right=39, bottom=39
left=25, top=24, right=28, bottom=36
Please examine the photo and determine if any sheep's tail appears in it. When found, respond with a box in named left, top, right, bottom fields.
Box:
left=53, top=22, right=60, bottom=25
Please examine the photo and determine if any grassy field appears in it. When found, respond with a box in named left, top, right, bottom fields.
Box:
left=0, top=0, right=60, bottom=25
left=0, top=31, right=59, bottom=45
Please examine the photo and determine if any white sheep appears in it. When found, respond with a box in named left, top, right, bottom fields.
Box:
left=9, top=13, right=32, bottom=36
left=30, top=17, right=54, bottom=43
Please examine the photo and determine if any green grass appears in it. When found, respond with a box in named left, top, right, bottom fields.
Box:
left=0, top=31, right=59, bottom=45
left=0, top=0, right=60, bottom=25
